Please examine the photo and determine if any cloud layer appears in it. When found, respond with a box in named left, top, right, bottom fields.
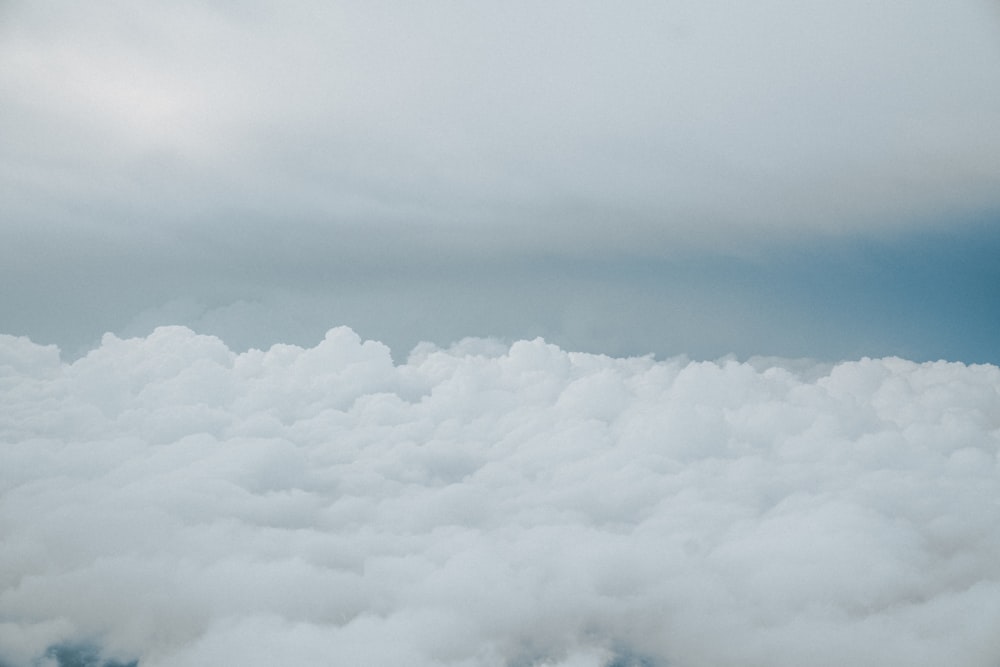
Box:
left=2, top=327, right=999, bottom=666
left=3, top=1, right=999, bottom=364
left=3, top=0, right=1000, bottom=258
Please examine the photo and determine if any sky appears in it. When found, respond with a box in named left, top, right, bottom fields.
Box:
left=2, top=5, right=1000, bottom=667
left=1, top=0, right=999, bottom=362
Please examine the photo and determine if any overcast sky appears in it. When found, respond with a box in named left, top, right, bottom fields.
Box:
left=2, top=1, right=999, bottom=361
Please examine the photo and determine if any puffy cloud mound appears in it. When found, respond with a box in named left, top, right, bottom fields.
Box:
left=1, top=327, right=999, bottom=667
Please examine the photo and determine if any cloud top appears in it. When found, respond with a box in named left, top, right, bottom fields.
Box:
left=2, top=327, right=999, bottom=666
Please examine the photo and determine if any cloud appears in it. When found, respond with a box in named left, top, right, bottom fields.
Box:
left=2, top=1, right=999, bottom=364
left=1, top=326, right=999, bottom=666
left=3, top=0, right=1000, bottom=262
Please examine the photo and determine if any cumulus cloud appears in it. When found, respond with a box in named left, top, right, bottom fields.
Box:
left=1, top=326, right=999, bottom=666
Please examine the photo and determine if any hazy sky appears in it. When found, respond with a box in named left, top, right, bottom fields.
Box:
left=2, top=1, right=999, bottom=361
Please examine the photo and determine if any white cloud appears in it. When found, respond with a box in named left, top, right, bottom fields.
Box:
left=1, top=327, right=999, bottom=666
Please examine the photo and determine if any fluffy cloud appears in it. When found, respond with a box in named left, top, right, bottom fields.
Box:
left=1, top=327, right=999, bottom=666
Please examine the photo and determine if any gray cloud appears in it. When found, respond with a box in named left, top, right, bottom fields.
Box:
left=2, top=1, right=999, bottom=360
left=3, top=0, right=1000, bottom=260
